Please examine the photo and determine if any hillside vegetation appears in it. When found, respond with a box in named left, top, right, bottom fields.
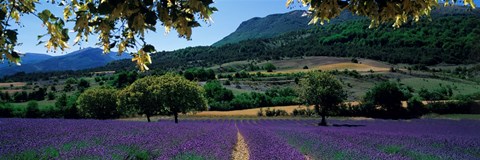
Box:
left=96, top=6, right=480, bottom=73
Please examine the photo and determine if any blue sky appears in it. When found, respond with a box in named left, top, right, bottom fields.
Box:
left=15, top=0, right=479, bottom=56
left=16, top=0, right=296, bottom=56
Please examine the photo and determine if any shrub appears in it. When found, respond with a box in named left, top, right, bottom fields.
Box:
left=47, top=92, right=55, bottom=100
left=230, top=93, right=257, bottom=110
left=40, top=105, right=62, bottom=118
left=427, top=100, right=472, bottom=114
left=0, top=103, right=13, bottom=117
left=363, top=81, right=407, bottom=119
left=209, top=101, right=233, bottom=111
left=351, top=58, right=359, bottom=63
left=257, top=108, right=264, bottom=117
left=264, top=63, right=277, bottom=72
left=26, top=101, right=40, bottom=118
left=263, top=108, right=289, bottom=117
left=292, top=108, right=315, bottom=117
left=407, top=96, right=427, bottom=118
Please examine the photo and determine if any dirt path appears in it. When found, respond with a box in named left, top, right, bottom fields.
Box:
left=232, top=126, right=249, bottom=160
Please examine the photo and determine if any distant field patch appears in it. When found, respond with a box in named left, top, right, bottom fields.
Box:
left=194, top=105, right=306, bottom=117
left=256, top=57, right=390, bottom=74
left=401, top=78, right=480, bottom=95
left=0, top=82, right=26, bottom=87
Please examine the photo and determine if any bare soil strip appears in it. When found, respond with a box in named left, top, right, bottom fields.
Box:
left=232, top=126, right=249, bottom=160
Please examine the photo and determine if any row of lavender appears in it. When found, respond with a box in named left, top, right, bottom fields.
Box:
left=0, top=119, right=236, bottom=159
left=1, top=118, right=479, bottom=159
left=238, top=119, right=480, bottom=160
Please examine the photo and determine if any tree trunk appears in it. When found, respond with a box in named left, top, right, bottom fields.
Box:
left=174, top=112, right=178, bottom=124
left=146, top=114, right=151, bottom=122
left=318, top=105, right=327, bottom=126
left=319, top=114, right=327, bottom=126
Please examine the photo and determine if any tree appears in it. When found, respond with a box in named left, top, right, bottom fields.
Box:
left=114, top=72, right=138, bottom=88
left=363, top=81, right=406, bottom=118
left=65, top=78, right=78, bottom=85
left=264, top=63, right=277, bottom=72
left=119, top=74, right=207, bottom=123
left=204, top=80, right=234, bottom=102
left=47, top=92, right=55, bottom=100
left=29, top=87, right=46, bottom=101
left=55, top=93, right=68, bottom=114
left=63, top=84, right=74, bottom=92
left=50, top=86, right=57, bottom=92
left=117, top=76, right=165, bottom=122
left=298, top=71, right=346, bottom=126
left=77, top=87, right=119, bottom=119
left=77, top=79, right=90, bottom=92
left=156, top=73, right=207, bottom=123
left=13, top=91, right=28, bottom=102
left=26, top=101, right=40, bottom=118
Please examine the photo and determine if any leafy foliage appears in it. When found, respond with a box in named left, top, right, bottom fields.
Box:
left=264, top=63, right=277, bottom=72
left=153, top=73, right=207, bottom=123
left=203, top=80, right=234, bottom=111
left=363, top=81, right=409, bottom=119
left=298, top=71, right=346, bottom=125
left=118, top=73, right=207, bottom=123
left=1, top=0, right=217, bottom=71
left=183, top=68, right=215, bottom=81
left=77, top=87, right=119, bottom=119
left=117, top=76, right=168, bottom=122
left=287, top=0, right=476, bottom=28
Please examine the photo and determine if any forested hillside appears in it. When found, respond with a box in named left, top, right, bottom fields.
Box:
left=97, top=6, right=480, bottom=73
left=213, top=10, right=361, bottom=46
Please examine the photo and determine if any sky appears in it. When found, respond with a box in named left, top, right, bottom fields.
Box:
left=16, top=0, right=298, bottom=56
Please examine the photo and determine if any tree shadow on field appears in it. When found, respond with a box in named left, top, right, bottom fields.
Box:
left=331, top=124, right=366, bottom=127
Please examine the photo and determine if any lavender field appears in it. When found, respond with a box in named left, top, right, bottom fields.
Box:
left=1, top=118, right=479, bottom=160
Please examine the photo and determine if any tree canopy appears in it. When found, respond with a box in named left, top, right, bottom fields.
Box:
left=0, top=0, right=476, bottom=71
left=154, top=73, right=207, bottom=123
left=117, top=75, right=166, bottom=122
left=118, top=73, right=206, bottom=123
left=77, top=87, right=119, bottom=119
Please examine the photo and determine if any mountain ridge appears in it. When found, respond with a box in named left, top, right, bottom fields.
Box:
left=213, top=10, right=362, bottom=46
left=0, top=48, right=131, bottom=77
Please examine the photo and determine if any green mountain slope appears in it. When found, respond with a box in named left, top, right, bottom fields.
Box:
left=97, top=6, right=480, bottom=73
left=213, top=10, right=361, bottom=46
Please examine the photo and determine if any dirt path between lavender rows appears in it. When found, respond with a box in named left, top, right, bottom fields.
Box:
left=231, top=126, right=313, bottom=160
left=232, top=126, right=249, bottom=160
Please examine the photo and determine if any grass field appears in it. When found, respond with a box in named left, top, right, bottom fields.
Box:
left=8, top=101, right=56, bottom=111
left=0, top=82, right=26, bottom=87
left=400, top=78, right=480, bottom=95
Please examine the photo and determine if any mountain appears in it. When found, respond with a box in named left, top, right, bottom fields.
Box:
left=99, top=6, right=480, bottom=72
left=0, top=48, right=131, bottom=77
left=213, top=10, right=361, bottom=46
left=0, top=53, right=52, bottom=68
